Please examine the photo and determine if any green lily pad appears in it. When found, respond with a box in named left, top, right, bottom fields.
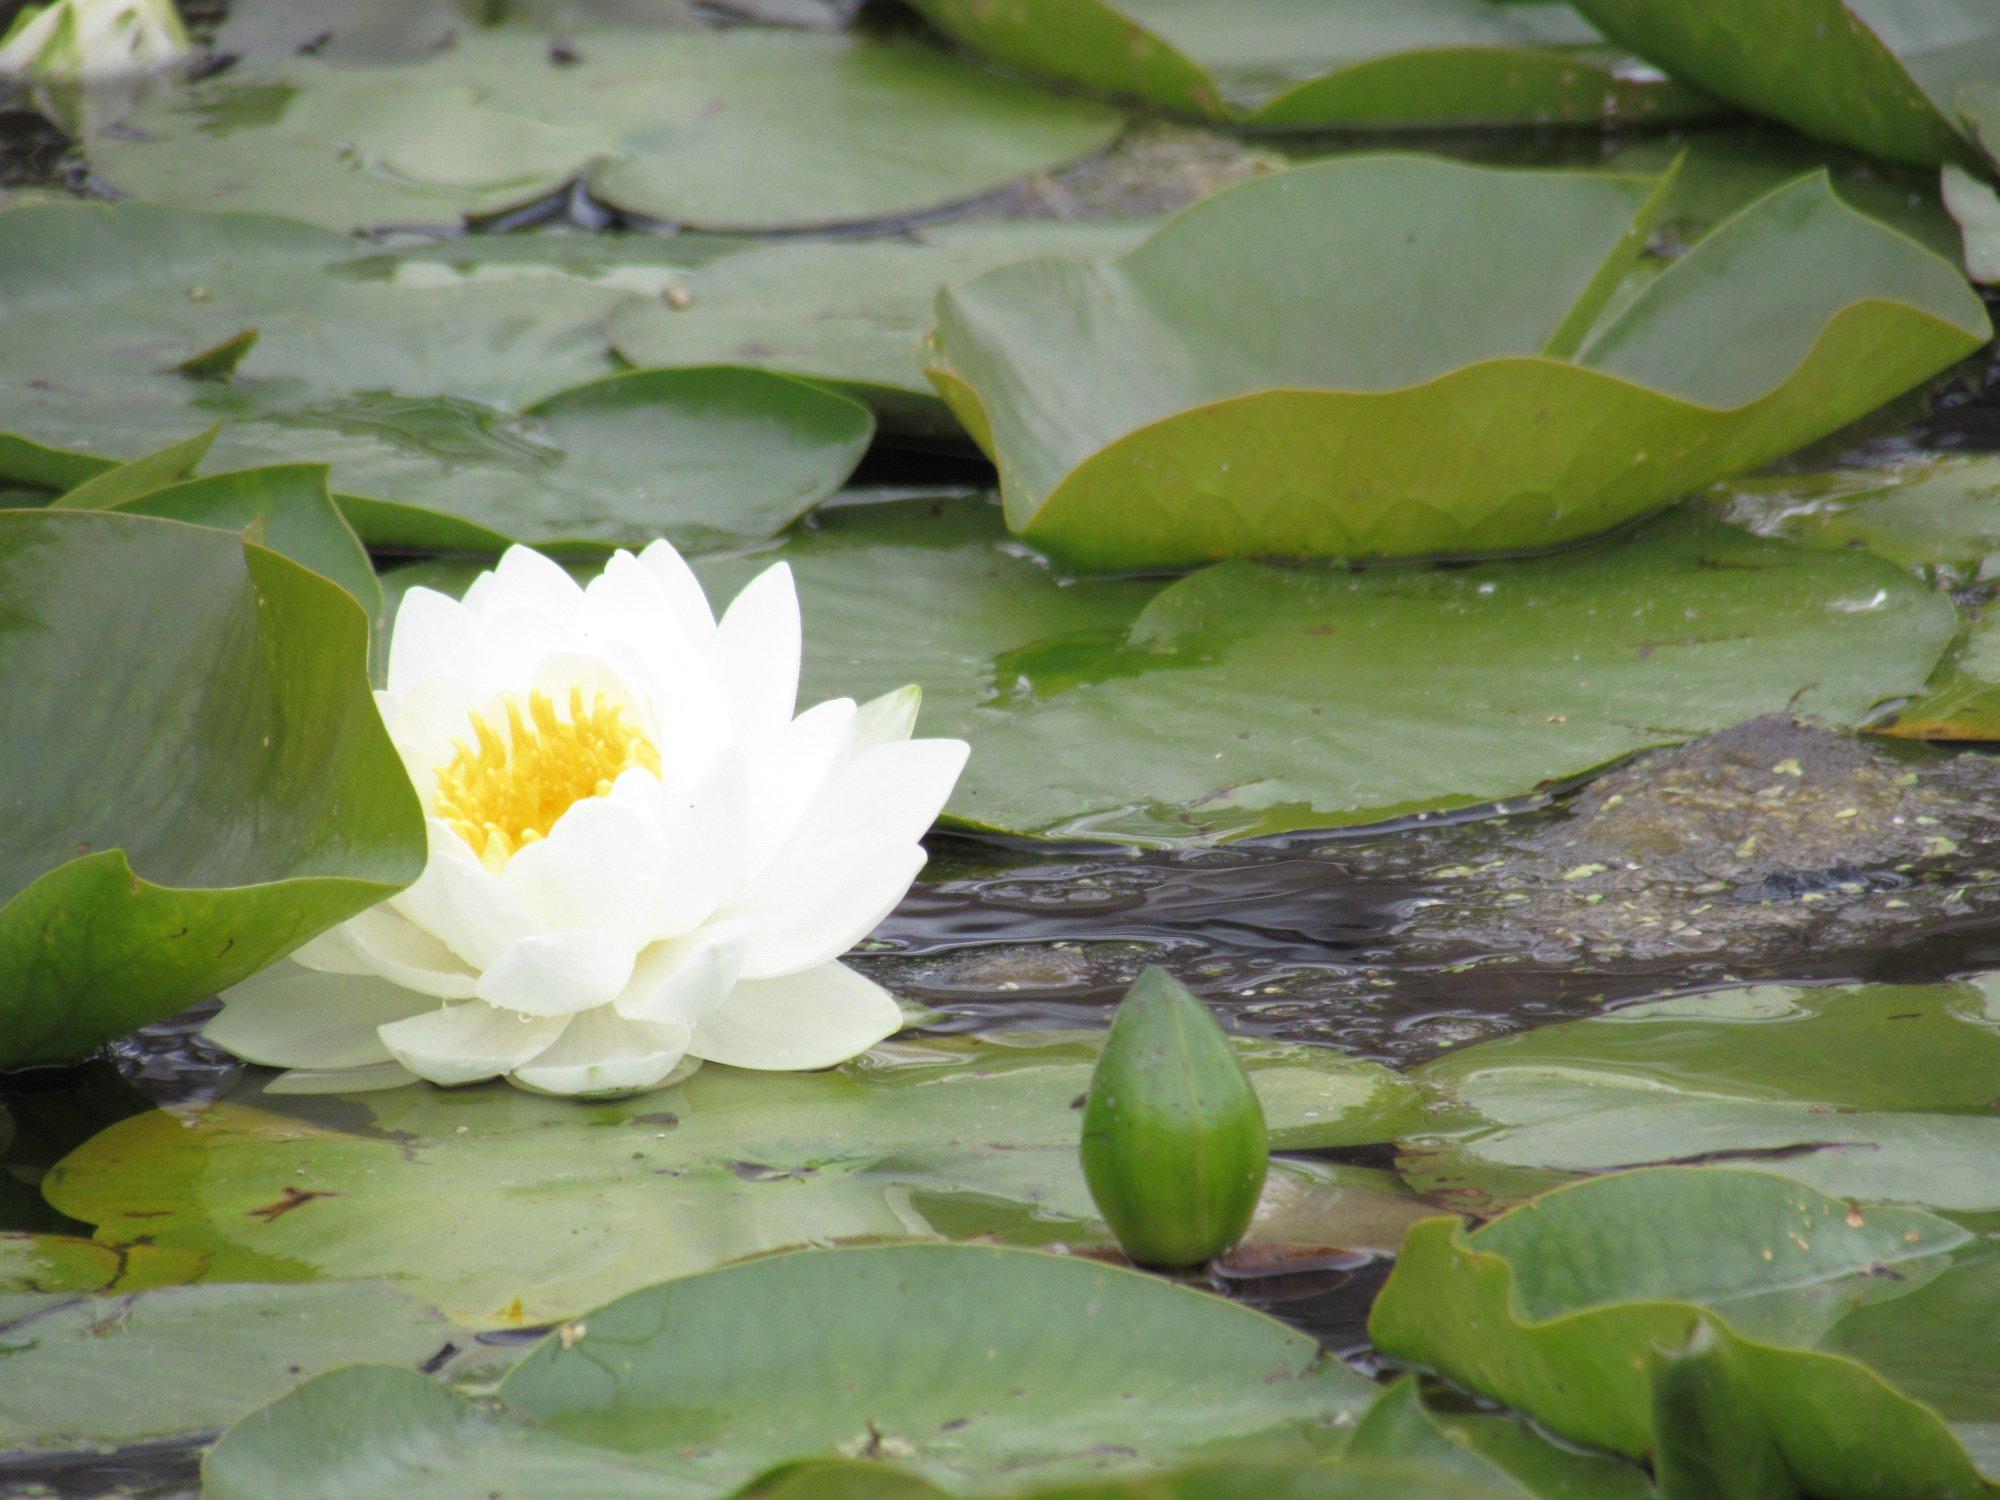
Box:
left=1874, top=601, right=2000, bottom=741
left=1369, top=1167, right=1999, bottom=1498
left=0, top=201, right=872, bottom=549
left=0, top=1281, right=458, bottom=1453
left=88, top=26, right=1124, bottom=234
left=901, top=0, right=1717, bottom=130
left=926, top=155, right=1989, bottom=569
left=678, top=493, right=1954, bottom=843
left=0, top=1232, right=203, bottom=1295
left=608, top=220, right=1153, bottom=439
left=45, top=1029, right=1417, bottom=1325
left=1571, top=0, right=2000, bottom=168
left=1400, top=979, right=2000, bottom=1217
left=1715, top=452, right=2000, bottom=583
left=55, top=461, right=381, bottom=617
left=204, top=1243, right=1378, bottom=1498
left=0, top=510, right=423, bottom=1069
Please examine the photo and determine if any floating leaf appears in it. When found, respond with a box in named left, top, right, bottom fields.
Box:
left=88, top=26, right=1124, bottom=234
left=1943, top=163, right=2000, bottom=282
left=901, top=0, right=1716, bottom=130
left=55, top=461, right=381, bottom=618
left=0, top=1232, right=202, bottom=1295
left=682, top=495, right=1954, bottom=843
left=204, top=1244, right=1378, bottom=1498
left=0, top=1282, right=458, bottom=1454
left=926, top=156, right=1988, bottom=569
left=1370, top=1167, right=1999, bottom=1498
left=1572, top=0, right=2000, bottom=168
left=0, top=510, right=423, bottom=1067
left=46, top=1030, right=1417, bottom=1325
left=608, top=220, right=1151, bottom=438
left=1400, top=980, right=2000, bottom=1217
left=1875, top=601, right=2000, bottom=741
left=0, top=201, right=872, bottom=549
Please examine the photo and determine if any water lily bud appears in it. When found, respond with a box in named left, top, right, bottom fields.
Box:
left=0, top=0, right=190, bottom=84
left=1081, top=967, right=1268, bottom=1269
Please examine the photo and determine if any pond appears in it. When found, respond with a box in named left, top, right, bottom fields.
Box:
left=8, top=2, right=2000, bottom=1497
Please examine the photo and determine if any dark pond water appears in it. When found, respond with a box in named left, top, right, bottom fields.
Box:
left=6, top=31, right=2000, bottom=1495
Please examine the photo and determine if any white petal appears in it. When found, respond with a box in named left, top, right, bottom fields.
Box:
left=467, top=544, right=583, bottom=623
left=732, top=837, right=926, bottom=980
left=637, top=538, right=716, bottom=645
left=381, top=675, right=482, bottom=808
left=613, top=922, right=748, bottom=1026
left=783, top=737, right=967, bottom=857
left=712, top=562, right=801, bottom=749
left=743, top=696, right=856, bottom=873
left=500, top=795, right=673, bottom=943
left=385, top=588, right=485, bottom=698
left=475, top=929, right=638, bottom=1017
left=394, top=827, right=542, bottom=970
left=615, top=751, right=749, bottom=935
left=205, top=962, right=432, bottom=1070
left=853, top=685, right=922, bottom=750
left=378, top=1001, right=568, bottom=1086
left=266, top=1062, right=421, bottom=1095
left=342, top=906, right=479, bottom=999
left=689, top=961, right=903, bottom=1070
left=578, top=552, right=697, bottom=663
left=290, top=928, right=372, bottom=975
left=506, top=1006, right=693, bottom=1097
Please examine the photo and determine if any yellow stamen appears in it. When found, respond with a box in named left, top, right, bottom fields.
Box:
left=432, top=686, right=659, bottom=868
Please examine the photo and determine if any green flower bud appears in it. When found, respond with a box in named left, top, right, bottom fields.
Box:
left=1080, top=967, right=1269, bottom=1269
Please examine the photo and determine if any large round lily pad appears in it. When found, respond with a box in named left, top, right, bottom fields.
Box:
left=925, top=155, right=1989, bottom=569
left=1370, top=1167, right=2000, bottom=1498
left=203, top=1244, right=1378, bottom=1498
left=901, top=0, right=1717, bottom=130
left=0, top=201, right=872, bottom=549
left=44, top=1030, right=1417, bottom=1324
left=86, top=25, right=1124, bottom=234
left=1399, top=979, right=2000, bottom=1216
left=0, top=510, right=423, bottom=1068
left=608, top=221, right=1153, bottom=438
left=1572, top=0, right=2000, bottom=167
left=678, top=494, right=1955, bottom=843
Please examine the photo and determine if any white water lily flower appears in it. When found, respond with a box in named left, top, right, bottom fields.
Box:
left=206, top=542, right=967, bottom=1098
left=0, top=0, right=190, bottom=82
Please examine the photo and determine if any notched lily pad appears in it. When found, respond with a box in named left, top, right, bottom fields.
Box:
left=0, top=510, right=423, bottom=1068
left=203, top=1244, right=1378, bottom=1499
left=0, top=201, right=875, bottom=550
left=926, top=155, right=1989, bottom=569
left=44, top=1030, right=1417, bottom=1325
left=87, top=25, right=1124, bottom=233
left=1370, top=1167, right=2000, bottom=1499
left=1401, top=977, right=2000, bottom=1216
left=902, top=0, right=1717, bottom=130
left=686, top=495, right=1954, bottom=843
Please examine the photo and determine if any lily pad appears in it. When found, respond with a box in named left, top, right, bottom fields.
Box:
left=926, top=155, right=1989, bottom=569
left=0, top=201, right=873, bottom=549
left=1400, top=979, right=2000, bottom=1216
left=203, top=1243, right=1378, bottom=1498
left=0, top=1281, right=458, bottom=1453
left=45, top=1029, right=1417, bottom=1325
left=0, top=510, right=423, bottom=1068
left=1715, top=452, right=2000, bottom=583
left=55, top=461, right=382, bottom=617
left=87, top=26, right=1124, bottom=234
left=0, top=1232, right=203, bottom=1295
left=680, top=494, right=1953, bottom=843
left=1369, top=1167, right=2000, bottom=1498
left=1571, top=0, right=2000, bottom=167
left=1874, top=601, right=2000, bottom=741
left=901, top=0, right=1716, bottom=130
left=608, top=220, right=1152, bottom=439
